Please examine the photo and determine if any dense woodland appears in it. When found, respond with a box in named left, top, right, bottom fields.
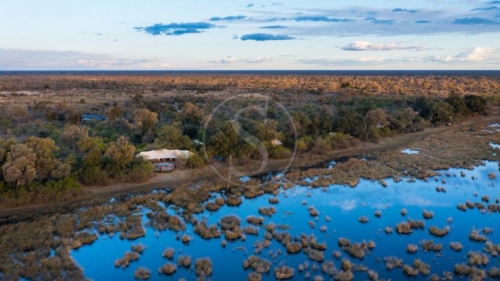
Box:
left=0, top=74, right=493, bottom=207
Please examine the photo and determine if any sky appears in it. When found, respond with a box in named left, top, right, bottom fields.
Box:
left=1, top=0, right=500, bottom=70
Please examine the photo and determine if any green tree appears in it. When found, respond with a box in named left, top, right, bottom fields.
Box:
left=429, top=102, right=455, bottom=124
left=104, top=136, right=135, bottom=170
left=134, top=108, right=158, bottom=137
left=336, top=107, right=366, bottom=139
left=445, top=94, right=469, bottom=117
left=154, top=123, right=191, bottom=149
left=465, top=95, right=487, bottom=115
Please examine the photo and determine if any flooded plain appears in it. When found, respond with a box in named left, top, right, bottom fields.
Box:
left=71, top=161, right=500, bottom=280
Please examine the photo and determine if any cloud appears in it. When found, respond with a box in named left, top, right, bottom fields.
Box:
left=246, top=3, right=254, bottom=8
left=209, top=56, right=237, bottom=64
left=209, top=15, right=246, bottom=21
left=392, top=8, right=418, bottom=13
left=135, top=22, right=216, bottom=36
left=453, top=17, right=500, bottom=24
left=434, top=47, right=495, bottom=62
left=209, top=56, right=273, bottom=64
left=488, top=0, right=500, bottom=3
left=232, top=34, right=239, bottom=39
left=243, top=56, right=273, bottom=63
left=272, top=2, right=284, bottom=6
left=294, top=16, right=354, bottom=23
left=0, top=48, right=175, bottom=70
left=415, top=20, right=431, bottom=24
left=471, top=6, right=500, bottom=11
left=341, top=41, right=424, bottom=51
left=240, top=33, right=295, bottom=41
left=365, top=17, right=395, bottom=25
left=260, top=25, right=288, bottom=29
left=298, top=57, right=385, bottom=66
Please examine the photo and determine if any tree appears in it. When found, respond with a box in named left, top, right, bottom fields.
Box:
left=2, top=144, right=37, bottom=187
left=24, top=137, right=70, bottom=181
left=445, top=94, right=469, bottom=117
left=134, top=108, right=158, bottom=137
left=465, top=95, right=487, bottom=115
left=107, top=105, right=124, bottom=122
left=364, top=108, right=389, bottom=140
left=105, top=136, right=135, bottom=170
left=62, top=125, right=88, bottom=149
left=254, top=119, right=280, bottom=142
left=429, top=102, right=454, bottom=124
left=336, top=107, right=366, bottom=139
left=292, top=112, right=312, bottom=137
left=180, top=102, right=204, bottom=125
left=154, top=123, right=191, bottom=149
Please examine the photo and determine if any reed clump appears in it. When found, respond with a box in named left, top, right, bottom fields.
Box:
left=469, top=230, right=488, bottom=242
left=227, top=196, right=242, bottom=206
left=429, top=226, right=449, bottom=237
left=177, top=255, right=191, bottom=268
left=162, top=248, right=175, bottom=259
left=134, top=267, right=151, bottom=280
left=195, top=257, right=212, bottom=276
left=158, top=263, right=176, bottom=275
left=247, top=272, right=262, bottom=281
left=422, top=210, right=434, bottom=219
left=114, top=251, right=139, bottom=268
left=406, top=244, right=418, bottom=253
left=286, top=242, right=302, bottom=254
left=467, top=251, right=489, bottom=266
left=258, top=207, right=276, bottom=216
left=243, top=256, right=271, bottom=274
left=449, top=242, right=463, bottom=251
left=274, top=266, right=294, bottom=280
left=304, top=248, right=324, bottom=262
left=384, top=256, right=403, bottom=270
left=194, top=220, right=221, bottom=239
left=246, top=215, right=265, bottom=225
left=131, top=243, right=145, bottom=253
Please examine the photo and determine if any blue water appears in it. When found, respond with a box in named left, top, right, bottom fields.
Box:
left=71, top=162, right=500, bottom=280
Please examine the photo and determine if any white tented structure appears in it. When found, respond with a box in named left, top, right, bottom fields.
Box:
left=135, top=149, right=193, bottom=163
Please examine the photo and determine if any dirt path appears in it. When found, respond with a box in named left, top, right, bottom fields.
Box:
left=1, top=112, right=499, bottom=220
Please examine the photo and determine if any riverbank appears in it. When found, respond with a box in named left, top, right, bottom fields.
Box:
left=1, top=110, right=499, bottom=222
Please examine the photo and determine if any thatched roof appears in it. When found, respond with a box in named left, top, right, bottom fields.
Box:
left=136, top=149, right=192, bottom=160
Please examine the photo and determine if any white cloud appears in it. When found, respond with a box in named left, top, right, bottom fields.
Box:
left=210, top=56, right=273, bottom=64
left=243, top=56, right=273, bottom=63
left=356, top=56, right=384, bottom=62
left=341, top=41, right=425, bottom=51
left=435, top=47, right=495, bottom=62
left=0, top=48, right=176, bottom=70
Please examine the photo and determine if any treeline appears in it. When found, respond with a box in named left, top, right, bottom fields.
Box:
left=1, top=74, right=500, bottom=97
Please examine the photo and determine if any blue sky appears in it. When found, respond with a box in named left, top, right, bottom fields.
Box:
left=1, top=0, right=499, bottom=70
